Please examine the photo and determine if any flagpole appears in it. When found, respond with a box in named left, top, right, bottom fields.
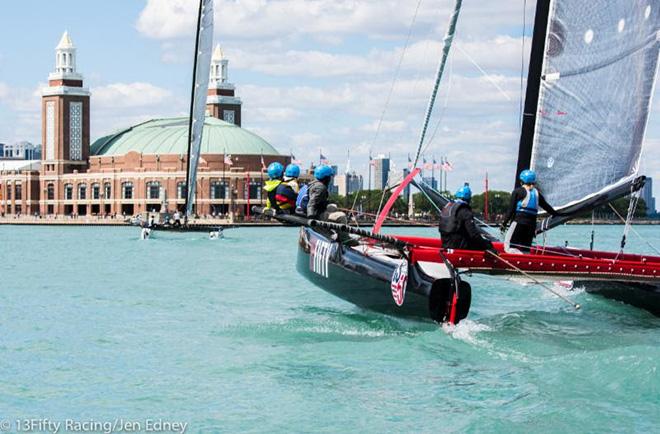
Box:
left=484, top=171, right=490, bottom=222
left=367, top=151, right=372, bottom=214
left=444, top=155, right=448, bottom=193
left=246, top=171, right=251, bottom=220
left=431, top=155, right=435, bottom=190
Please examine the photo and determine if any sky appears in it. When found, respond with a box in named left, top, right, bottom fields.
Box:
left=0, top=0, right=658, bottom=193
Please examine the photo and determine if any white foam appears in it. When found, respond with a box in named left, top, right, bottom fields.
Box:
left=443, top=319, right=491, bottom=344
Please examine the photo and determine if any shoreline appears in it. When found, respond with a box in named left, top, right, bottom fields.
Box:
left=0, top=216, right=658, bottom=227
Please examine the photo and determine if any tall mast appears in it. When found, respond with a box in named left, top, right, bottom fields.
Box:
left=514, top=0, right=551, bottom=188
left=412, top=0, right=462, bottom=168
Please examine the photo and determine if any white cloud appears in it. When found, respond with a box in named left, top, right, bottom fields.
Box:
left=0, top=82, right=8, bottom=100
left=92, top=82, right=172, bottom=109
left=360, top=120, right=408, bottom=133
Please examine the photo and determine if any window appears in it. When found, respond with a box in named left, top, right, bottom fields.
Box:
left=47, top=183, right=54, bottom=201
left=223, top=110, right=235, bottom=124
left=14, top=183, right=22, bottom=200
left=5, top=184, right=11, bottom=200
left=78, top=184, right=87, bottom=200
left=122, top=182, right=133, bottom=199
left=210, top=180, right=228, bottom=200
left=177, top=182, right=187, bottom=200
left=147, top=181, right=161, bottom=200
left=92, top=183, right=100, bottom=200
left=244, top=181, right=262, bottom=200
left=64, top=184, right=73, bottom=200
left=104, top=182, right=111, bottom=199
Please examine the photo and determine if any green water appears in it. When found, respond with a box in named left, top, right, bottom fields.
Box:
left=0, top=224, right=658, bottom=433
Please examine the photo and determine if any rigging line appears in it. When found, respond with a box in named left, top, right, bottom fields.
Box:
left=608, top=201, right=660, bottom=256
left=413, top=0, right=463, bottom=168
left=485, top=251, right=581, bottom=310
left=419, top=50, right=454, bottom=158
left=518, top=0, right=528, bottom=127
left=455, top=44, right=512, bottom=101
left=370, top=0, right=423, bottom=147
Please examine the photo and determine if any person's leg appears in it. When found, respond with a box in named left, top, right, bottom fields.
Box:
left=510, top=222, right=534, bottom=253
left=504, top=222, right=522, bottom=253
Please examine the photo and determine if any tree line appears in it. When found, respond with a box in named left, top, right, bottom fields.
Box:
left=329, top=189, right=648, bottom=221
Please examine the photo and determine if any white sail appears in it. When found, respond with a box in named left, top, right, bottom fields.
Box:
left=185, top=0, right=214, bottom=217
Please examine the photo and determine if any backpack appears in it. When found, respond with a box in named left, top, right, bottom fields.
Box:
left=296, top=184, right=310, bottom=213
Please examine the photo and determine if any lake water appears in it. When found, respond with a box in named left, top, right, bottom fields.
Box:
left=0, top=224, right=658, bottom=433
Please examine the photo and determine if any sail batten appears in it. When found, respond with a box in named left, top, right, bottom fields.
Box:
left=185, top=0, right=214, bottom=217
left=518, top=0, right=659, bottom=226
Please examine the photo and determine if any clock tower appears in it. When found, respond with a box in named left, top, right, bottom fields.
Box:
left=206, top=44, right=242, bottom=126
left=41, top=31, right=91, bottom=176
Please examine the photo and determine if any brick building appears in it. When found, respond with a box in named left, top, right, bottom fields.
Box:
left=0, top=32, right=288, bottom=217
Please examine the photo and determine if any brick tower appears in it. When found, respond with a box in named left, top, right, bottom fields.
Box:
left=206, top=44, right=242, bottom=126
left=41, top=31, right=90, bottom=176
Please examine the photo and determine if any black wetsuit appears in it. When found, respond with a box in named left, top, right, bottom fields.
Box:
left=502, top=186, right=558, bottom=252
left=439, top=200, right=494, bottom=251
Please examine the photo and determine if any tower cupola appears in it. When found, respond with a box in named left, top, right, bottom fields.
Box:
left=50, top=31, right=82, bottom=81
left=206, top=43, right=242, bottom=126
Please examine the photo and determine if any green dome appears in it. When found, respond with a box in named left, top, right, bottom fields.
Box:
left=91, top=116, right=280, bottom=156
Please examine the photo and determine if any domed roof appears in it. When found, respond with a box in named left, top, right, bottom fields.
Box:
left=91, top=116, right=280, bottom=157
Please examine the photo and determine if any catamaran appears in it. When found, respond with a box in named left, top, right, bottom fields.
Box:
left=139, top=0, right=228, bottom=240
left=261, top=0, right=660, bottom=324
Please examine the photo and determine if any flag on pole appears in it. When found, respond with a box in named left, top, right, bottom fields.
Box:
left=407, top=154, right=413, bottom=169
left=224, top=154, right=233, bottom=166
left=290, top=153, right=302, bottom=165
left=260, top=155, right=267, bottom=171
left=433, top=158, right=442, bottom=170
left=423, top=157, right=433, bottom=171
left=320, top=153, right=329, bottom=165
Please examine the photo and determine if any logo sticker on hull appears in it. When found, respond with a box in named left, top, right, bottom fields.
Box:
left=391, top=261, right=408, bottom=306
left=311, top=239, right=332, bottom=278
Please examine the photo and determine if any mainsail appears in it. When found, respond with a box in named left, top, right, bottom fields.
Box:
left=184, top=0, right=214, bottom=217
left=517, top=0, right=659, bottom=228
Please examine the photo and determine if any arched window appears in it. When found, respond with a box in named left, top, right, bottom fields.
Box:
left=47, top=183, right=54, bottom=200
left=104, top=182, right=111, bottom=199
left=64, top=184, right=73, bottom=200
left=177, top=182, right=187, bottom=200
left=147, top=181, right=161, bottom=200
left=91, top=183, right=100, bottom=200
left=122, top=182, right=133, bottom=199
left=210, top=180, right=228, bottom=199
left=78, top=183, right=87, bottom=200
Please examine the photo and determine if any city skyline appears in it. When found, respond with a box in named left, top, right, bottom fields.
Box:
left=0, top=0, right=658, bottom=192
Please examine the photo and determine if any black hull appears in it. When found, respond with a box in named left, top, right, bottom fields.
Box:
left=296, top=227, right=469, bottom=323
left=579, top=280, right=660, bottom=316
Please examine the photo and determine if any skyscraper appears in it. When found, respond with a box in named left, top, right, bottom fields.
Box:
left=641, top=177, right=656, bottom=215
left=373, top=155, right=390, bottom=190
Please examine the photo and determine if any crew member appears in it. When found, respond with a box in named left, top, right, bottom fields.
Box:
left=501, top=169, right=560, bottom=253
left=283, top=164, right=301, bottom=193
left=439, top=184, right=496, bottom=253
left=263, top=162, right=297, bottom=214
left=307, top=165, right=345, bottom=221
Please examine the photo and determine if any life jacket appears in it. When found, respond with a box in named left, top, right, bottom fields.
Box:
left=275, top=182, right=297, bottom=210
left=264, top=179, right=282, bottom=211
left=283, top=177, right=300, bottom=194
left=516, top=187, right=539, bottom=215
left=296, top=184, right=310, bottom=213
left=438, top=200, right=468, bottom=234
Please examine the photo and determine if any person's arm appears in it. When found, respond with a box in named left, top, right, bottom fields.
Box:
left=460, top=208, right=495, bottom=250
left=502, top=189, right=521, bottom=226
left=538, top=192, right=559, bottom=216
left=306, top=184, right=322, bottom=218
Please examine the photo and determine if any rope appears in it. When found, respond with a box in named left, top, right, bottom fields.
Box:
left=608, top=200, right=660, bottom=256
left=370, top=0, right=423, bottom=147
left=486, top=251, right=581, bottom=310
left=519, top=0, right=528, bottom=127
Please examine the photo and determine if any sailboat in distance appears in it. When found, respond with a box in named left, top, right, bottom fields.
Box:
left=260, top=0, right=660, bottom=324
left=140, top=0, right=227, bottom=239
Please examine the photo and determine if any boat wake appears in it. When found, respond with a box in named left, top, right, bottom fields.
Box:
left=442, top=319, right=491, bottom=345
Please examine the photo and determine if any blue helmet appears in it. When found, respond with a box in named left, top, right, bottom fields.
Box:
left=314, top=164, right=334, bottom=181
left=285, top=164, right=300, bottom=178
left=267, top=162, right=284, bottom=179
left=455, top=184, right=472, bottom=201
left=519, top=169, right=537, bottom=184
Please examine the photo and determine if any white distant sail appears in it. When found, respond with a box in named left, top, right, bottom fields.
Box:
left=185, top=0, right=214, bottom=217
